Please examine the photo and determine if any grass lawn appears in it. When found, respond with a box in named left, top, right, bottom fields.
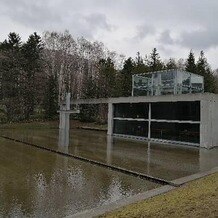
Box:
left=100, top=173, right=218, bottom=218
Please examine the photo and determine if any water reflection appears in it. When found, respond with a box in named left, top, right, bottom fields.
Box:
left=57, top=129, right=217, bottom=180
left=58, top=129, right=69, bottom=151
left=147, top=141, right=151, bottom=174
left=0, top=138, right=158, bottom=217
left=0, top=127, right=218, bottom=217
left=1, top=128, right=218, bottom=181
left=106, top=135, right=113, bottom=164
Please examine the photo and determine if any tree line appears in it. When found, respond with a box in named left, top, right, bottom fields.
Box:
left=0, top=31, right=217, bottom=123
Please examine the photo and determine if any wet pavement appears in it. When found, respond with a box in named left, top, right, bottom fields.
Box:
left=0, top=137, right=159, bottom=217
left=1, top=128, right=218, bottom=181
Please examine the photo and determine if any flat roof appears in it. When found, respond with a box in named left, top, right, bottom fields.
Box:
left=134, top=69, right=204, bottom=79
left=70, top=93, right=218, bottom=105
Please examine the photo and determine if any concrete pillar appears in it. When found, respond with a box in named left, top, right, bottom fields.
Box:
left=131, top=75, right=134, bottom=96
left=107, top=103, right=114, bottom=135
left=59, top=105, right=65, bottom=129
left=59, top=112, right=70, bottom=130
left=66, top=93, right=71, bottom=110
left=148, top=103, right=151, bottom=139
left=59, top=93, right=71, bottom=130
left=200, top=148, right=218, bottom=171
left=200, top=99, right=213, bottom=148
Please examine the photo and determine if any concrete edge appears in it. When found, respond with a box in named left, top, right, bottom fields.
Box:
left=77, top=126, right=107, bottom=132
left=172, top=166, right=218, bottom=185
left=67, top=166, right=218, bottom=218
left=67, top=185, right=175, bottom=218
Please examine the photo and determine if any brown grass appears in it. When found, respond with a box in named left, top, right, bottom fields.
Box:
left=100, top=173, right=218, bottom=218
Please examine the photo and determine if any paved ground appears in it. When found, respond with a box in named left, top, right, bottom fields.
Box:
left=100, top=173, right=218, bottom=218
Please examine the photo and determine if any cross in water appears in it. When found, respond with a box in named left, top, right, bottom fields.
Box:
left=58, top=93, right=80, bottom=131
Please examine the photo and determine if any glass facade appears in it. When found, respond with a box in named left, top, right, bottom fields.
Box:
left=113, top=101, right=200, bottom=145
left=151, top=122, right=200, bottom=143
left=151, top=101, right=200, bottom=121
left=113, top=120, right=148, bottom=137
left=114, top=103, right=149, bottom=119
left=132, top=70, right=204, bottom=96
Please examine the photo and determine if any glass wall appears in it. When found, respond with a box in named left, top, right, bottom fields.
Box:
left=114, top=103, right=149, bottom=119
left=151, top=101, right=200, bottom=121
left=113, top=120, right=148, bottom=137
left=160, top=71, right=175, bottom=95
left=151, top=122, right=200, bottom=143
left=132, top=70, right=204, bottom=96
left=191, top=74, right=204, bottom=93
left=133, top=74, right=152, bottom=96
left=113, top=101, right=200, bottom=145
left=181, top=71, right=191, bottom=94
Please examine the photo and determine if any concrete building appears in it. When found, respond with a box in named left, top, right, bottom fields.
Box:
left=108, top=93, right=218, bottom=149
left=60, top=70, right=218, bottom=149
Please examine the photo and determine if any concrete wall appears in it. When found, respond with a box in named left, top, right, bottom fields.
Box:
left=211, top=95, right=218, bottom=148
left=71, top=93, right=214, bottom=105
left=200, top=94, right=218, bottom=148
left=200, top=98, right=213, bottom=148
left=70, top=93, right=218, bottom=149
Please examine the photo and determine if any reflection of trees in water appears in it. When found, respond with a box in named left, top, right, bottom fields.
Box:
left=3, top=128, right=216, bottom=216
left=0, top=136, right=154, bottom=217
left=0, top=139, right=60, bottom=217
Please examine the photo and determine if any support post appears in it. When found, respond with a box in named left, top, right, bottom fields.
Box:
left=107, top=103, right=114, bottom=135
left=148, top=103, right=151, bottom=140
left=59, top=93, right=71, bottom=130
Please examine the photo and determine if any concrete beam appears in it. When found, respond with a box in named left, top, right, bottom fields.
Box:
left=70, top=93, right=216, bottom=105
left=70, top=98, right=109, bottom=105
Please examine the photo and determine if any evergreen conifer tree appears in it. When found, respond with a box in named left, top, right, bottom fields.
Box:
left=133, top=52, right=148, bottom=74
left=0, top=33, right=23, bottom=121
left=185, top=50, right=196, bottom=73
left=120, top=58, right=134, bottom=96
left=149, top=48, right=163, bottom=71
left=166, top=58, right=177, bottom=70
left=21, top=32, right=44, bottom=119
left=196, top=51, right=216, bottom=93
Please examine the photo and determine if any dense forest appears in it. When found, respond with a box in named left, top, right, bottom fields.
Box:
left=0, top=31, right=217, bottom=123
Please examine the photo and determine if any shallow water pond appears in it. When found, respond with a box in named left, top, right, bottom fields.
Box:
left=0, top=138, right=159, bottom=217
left=1, top=128, right=218, bottom=181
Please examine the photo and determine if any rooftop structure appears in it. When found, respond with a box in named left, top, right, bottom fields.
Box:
left=59, top=71, right=218, bottom=149
left=132, top=69, right=204, bottom=96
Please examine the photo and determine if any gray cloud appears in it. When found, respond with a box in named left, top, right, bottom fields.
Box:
left=158, top=30, right=174, bottom=45
left=1, top=0, right=218, bottom=68
left=134, top=24, right=156, bottom=40
left=0, top=0, right=62, bottom=29
left=0, top=0, right=113, bottom=39
left=179, top=28, right=218, bottom=50
left=64, top=13, right=113, bottom=39
left=84, top=14, right=112, bottom=31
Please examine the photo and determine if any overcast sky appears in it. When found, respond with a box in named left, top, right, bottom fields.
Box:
left=0, top=0, right=218, bottom=69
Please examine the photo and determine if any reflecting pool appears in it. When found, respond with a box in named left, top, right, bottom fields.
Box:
left=1, top=128, right=218, bottom=181
left=0, top=138, right=159, bottom=217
